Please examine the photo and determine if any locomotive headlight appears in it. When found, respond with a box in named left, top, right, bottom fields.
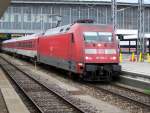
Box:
left=85, top=56, right=88, bottom=60
left=111, top=56, right=117, bottom=60
left=78, top=63, right=84, bottom=70
left=78, top=63, right=83, bottom=66
left=97, top=44, right=101, bottom=47
left=85, top=56, right=92, bottom=60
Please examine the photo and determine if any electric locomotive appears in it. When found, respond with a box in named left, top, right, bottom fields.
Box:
left=38, top=21, right=121, bottom=81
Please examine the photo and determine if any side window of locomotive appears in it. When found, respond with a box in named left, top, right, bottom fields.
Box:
left=60, top=29, right=63, bottom=32
left=66, top=27, right=70, bottom=31
left=83, top=32, right=98, bottom=43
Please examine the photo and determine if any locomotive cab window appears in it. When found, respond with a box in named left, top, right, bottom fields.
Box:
left=83, top=32, right=113, bottom=43
left=83, top=32, right=98, bottom=43
left=98, top=32, right=113, bottom=42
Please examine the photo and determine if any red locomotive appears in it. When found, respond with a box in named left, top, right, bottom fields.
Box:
left=2, top=21, right=121, bottom=81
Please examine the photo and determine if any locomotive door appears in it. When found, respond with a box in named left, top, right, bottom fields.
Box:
left=68, top=33, right=74, bottom=72
left=37, top=37, right=40, bottom=62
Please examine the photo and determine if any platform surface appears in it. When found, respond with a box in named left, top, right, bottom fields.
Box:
left=0, top=68, right=30, bottom=113
left=121, top=62, right=150, bottom=77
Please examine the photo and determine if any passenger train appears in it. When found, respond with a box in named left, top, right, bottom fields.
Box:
left=1, top=20, right=121, bottom=81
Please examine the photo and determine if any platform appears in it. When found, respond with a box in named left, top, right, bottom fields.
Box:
left=0, top=68, right=30, bottom=113
left=120, top=62, right=150, bottom=90
left=121, top=62, right=150, bottom=78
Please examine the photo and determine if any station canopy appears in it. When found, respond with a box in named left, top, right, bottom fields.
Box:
left=63, top=0, right=150, bottom=4
left=11, top=0, right=150, bottom=4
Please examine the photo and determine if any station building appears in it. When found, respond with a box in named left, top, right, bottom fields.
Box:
left=1, top=0, right=150, bottom=34
left=0, top=0, right=150, bottom=53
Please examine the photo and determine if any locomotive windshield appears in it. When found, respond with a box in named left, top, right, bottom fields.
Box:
left=83, top=32, right=112, bottom=43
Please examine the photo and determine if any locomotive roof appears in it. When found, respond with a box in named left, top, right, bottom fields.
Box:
left=44, top=23, right=111, bottom=36
left=3, top=33, right=42, bottom=43
left=44, top=24, right=72, bottom=36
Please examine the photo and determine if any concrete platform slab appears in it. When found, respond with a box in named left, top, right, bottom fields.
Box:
left=120, top=62, right=150, bottom=89
left=0, top=69, right=12, bottom=88
left=1, top=88, right=30, bottom=113
left=0, top=89, right=8, bottom=113
left=0, top=68, right=30, bottom=113
left=121, top=62, right=150, bottom=78
left=0, top=81, right=12, bottom=88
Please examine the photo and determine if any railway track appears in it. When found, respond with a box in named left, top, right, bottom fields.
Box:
left=90, top=83, right=150, bottom=109
left=0, top=56, right=96, bottom=113
left=1, top=54, right=150, bottom=113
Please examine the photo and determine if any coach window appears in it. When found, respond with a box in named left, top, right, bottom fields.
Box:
left=26, top=42, right=28, bottom=47
left=22, top=42, right=24, bottom=47
left=29, top=41, right=32, bottom=48
left=18, top=42, right=20, bottom=47
left=20, top=42, right=22, bottom=47
left=27, top=42, right=29, bottom=48
left=27, top=41, right=32, bottom=48
left=30, top=41, right=32, bottom=48
left=24, top=42, right=25, bottom=47
left=25, top=42, right=27, bottom=47
left=32, top=41, right=35, bottom=48
left=26, top=42, right=28, bottom=48
left=31, top=41, right=33, bottom=48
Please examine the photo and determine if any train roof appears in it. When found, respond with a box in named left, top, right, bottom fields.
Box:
left=44, top=24, right=72, bottom=36
left=44, top=23, right=112, bottom=36
left=3, top=23, right=112, bottom=44
left=3, top=33, right=42, bottom=43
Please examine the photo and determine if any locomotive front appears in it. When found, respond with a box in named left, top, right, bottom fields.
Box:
left=77, top=24, right=121, bottom=81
